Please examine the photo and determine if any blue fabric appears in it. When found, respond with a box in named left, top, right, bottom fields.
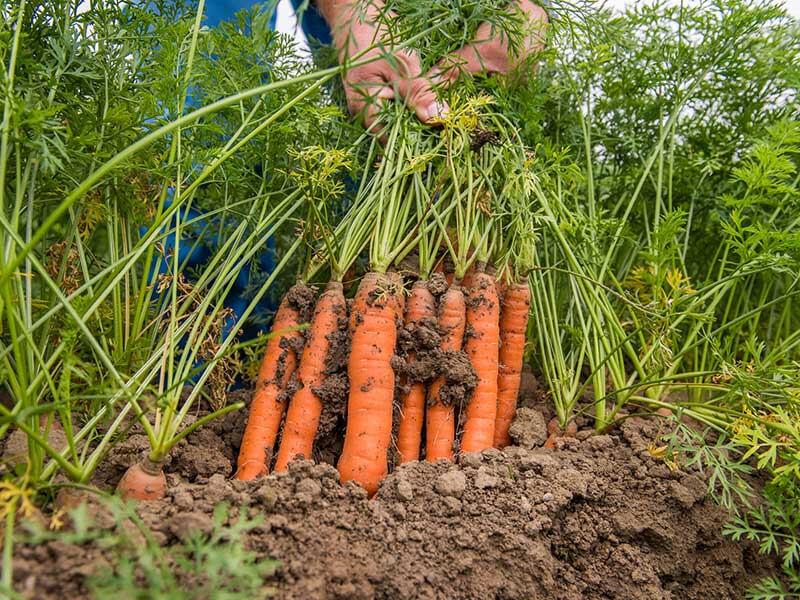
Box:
left=204, top=0, right=332, bottom=44
left=148, top=1, right=329, bottom=384
left=288, top=0, right=332, bottom=45
left=204, top=0, right=277, bottom=27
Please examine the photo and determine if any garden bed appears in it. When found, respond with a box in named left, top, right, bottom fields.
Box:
left=9, top=383, right=775, bottom=599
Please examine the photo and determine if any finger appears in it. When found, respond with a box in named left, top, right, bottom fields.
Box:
left=398, top=75, right=449, bottom=124
left=346, top=80, right=394, bottom=134
left=392, top=51, right=449, bottom=124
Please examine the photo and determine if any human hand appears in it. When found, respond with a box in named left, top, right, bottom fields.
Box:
left=431, top=0, right=549, bottom=86
left=318, top=0, right=448, bottom=132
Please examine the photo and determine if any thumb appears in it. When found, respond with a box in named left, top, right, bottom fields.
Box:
left=391, top=50, right=448, bottom=124
left=398, top=74, right=449, bottom=124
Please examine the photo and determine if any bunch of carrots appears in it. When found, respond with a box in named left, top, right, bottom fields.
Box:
left=235, top=99, right=538, bottom=496
left=113, top=97, right=540, bottom=501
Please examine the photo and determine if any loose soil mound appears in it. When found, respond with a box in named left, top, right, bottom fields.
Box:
left=11, top=389, right=774, bottom=599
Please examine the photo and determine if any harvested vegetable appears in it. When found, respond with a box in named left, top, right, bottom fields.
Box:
left=494, top=281, right=531, bottom=448
left=426, top=284, right=467, bottom=461
left=396, top=282, right=437, bottom=463
left=460, top=268, right=501, bottom=453
left=274, top=281, right=347, bottom=472
left=236, top=285, right=311, bottom=480
left=338, top=271, right=404, bottom=495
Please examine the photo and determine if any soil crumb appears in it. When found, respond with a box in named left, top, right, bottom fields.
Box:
left=427, top=272, right=449, bottom=298
left=284, top=282, right=316, bottom=322
left=11, top=397, right=776, bottom=600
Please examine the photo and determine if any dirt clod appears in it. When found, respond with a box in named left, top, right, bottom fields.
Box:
left=435, top=469, right=467, bottom=497
left=509, top=407, right=549, bottom=448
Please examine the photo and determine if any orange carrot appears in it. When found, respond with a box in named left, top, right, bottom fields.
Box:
left=338, top=272, right=403, bottom=496
left=396, top=280, right=436, bottom=463
left=426, top=285, right=466, bottom=461
left=235, top=284, right=307, bottom=480
left=493, top=282, right=531, bottom=448
left=544, top=418, right=578, bottom=449
left=460, top=270, right=500, bottom=453
left=460, top=263, right=476, bottom=289
left=273, top=282, right=346, bottom=472
left=495, top=275, right=507, bottom=300
left=117, top=458, right=166, bottom=501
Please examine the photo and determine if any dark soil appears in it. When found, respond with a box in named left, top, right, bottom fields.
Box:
left=427, top=272, right=449, bottom=298
left=10, top=381, right=776, bottom=600
left=284, top=282, right=317, bottom=321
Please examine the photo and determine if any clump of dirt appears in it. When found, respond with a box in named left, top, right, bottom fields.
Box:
left=284, top=282, right=316, bottom=321
left=436, top=350, right=477, bottom=407
left=277, top=373, right=302, bottom=405
left=312, top=300, right=350, bottom=463
left=427, top=273, right=449, bottom=298
left=11, top=392, right=777, bottom=600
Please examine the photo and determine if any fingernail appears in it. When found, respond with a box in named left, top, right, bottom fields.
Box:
left=425, top=101, right=449, bottom=121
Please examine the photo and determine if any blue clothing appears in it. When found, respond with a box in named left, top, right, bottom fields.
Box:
left=153, top=0, right=329, bottom=374
left=205, top=0, right=332, bottom=45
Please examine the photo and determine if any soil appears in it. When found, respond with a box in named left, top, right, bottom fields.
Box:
left=427, top=273, right=449, bottom=298
left=9, top=380, right=777, bottom=600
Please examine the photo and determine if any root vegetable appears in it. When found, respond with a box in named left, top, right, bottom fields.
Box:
left=338, top=272, right=403, bottom=496
left=460, top=270, right=500, bottom=453
left=544, top=418, right=578, bottom=448
left=396, top=281, right=436, bottom=463
left=236, top=284, right=308, bottom=480
left=274, top=282, right=347, bottom=472
left=426, top=285, right=466, bottom=461
left=494, top=282, right=531, bottom=448
left=117, top=458, right=166, bottom=501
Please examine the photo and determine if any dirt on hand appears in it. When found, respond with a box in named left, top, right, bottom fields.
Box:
left=11, top=386, right=776, bottom=600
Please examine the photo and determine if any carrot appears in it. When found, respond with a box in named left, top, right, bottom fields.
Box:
left=273, top=281, right=346, bottom=472
left=493, top=282, right=531, bottom=448
left=117, top=458, right=166, bottom=501
left=544, top=418, right=578, bottom=449
left=235, top=284, right=308, bottom=480
left=495, top=275, right=507, bottom=301
left=460, top=269, right=501, bottom=453
left=338, top=271, right=403, bottom=496
left=460, top=263, right=476, bottom=289
left=426, top=285, right=466, bottom=461
left=396, top=280, right=436, bottom=463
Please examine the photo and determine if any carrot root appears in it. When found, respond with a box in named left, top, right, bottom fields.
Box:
left=396, top=281, right=436, bottom=464
left=338, top=272, right=403, bottom=496
left=274, top=282, right=346, bottom=472
left=494, top=282, right=531, bottom=448
left=544, top=418, right=578, bottom=449
left=460, top=271, right=500, bottom=454
left=236, top=283, right=310, bottom=480
left=426, top=285, right=466, bottom=462
left=117, top=458, right=166, bottom=501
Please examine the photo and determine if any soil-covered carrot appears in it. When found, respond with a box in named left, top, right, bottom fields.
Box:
left=494, top=282, right=531, bottom=448
left=396, top=280, right=436, bottom=463
left=236, top=283, right=311, bottom=480
left=273, top=282, right=346, bottom=472
left=117, top=458, right=166, bottom=501
left=338, top=271, right=403, bottom=495
left=460, top=269, right=500, bottom=453
left=544, top=418, right=578, bottom=449
left=426, top=284, right=466, bottom=461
